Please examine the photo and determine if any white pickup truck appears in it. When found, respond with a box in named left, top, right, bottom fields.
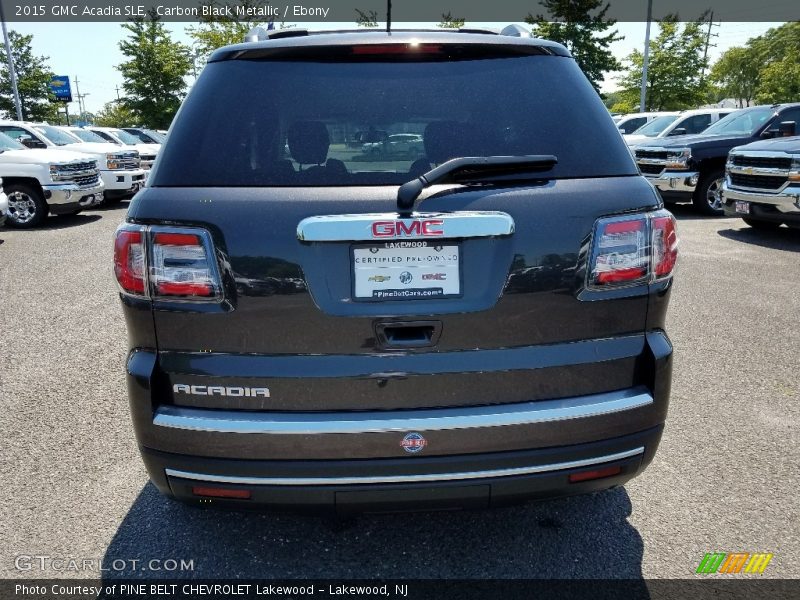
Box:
left=0, top=132, right=104, bottom=228
left=0, top=121, right=146, bottom=204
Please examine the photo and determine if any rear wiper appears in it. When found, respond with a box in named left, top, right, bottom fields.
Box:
left=397, top=154, right=557, bottom=215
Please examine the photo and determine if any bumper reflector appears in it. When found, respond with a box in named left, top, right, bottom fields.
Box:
left=568, top=465, right=622, bottom=483
left=191, top=486, right=252, bottom=500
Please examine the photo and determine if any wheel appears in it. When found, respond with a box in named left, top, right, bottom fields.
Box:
left=5, top=183, right=47, bottom=228
left=692, top=168, right=725, bottom=216
left=742, top=217, right=782, bottom=230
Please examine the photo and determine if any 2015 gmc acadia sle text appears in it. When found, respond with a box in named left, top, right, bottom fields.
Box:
left=115, top=27, right=677, bottom=515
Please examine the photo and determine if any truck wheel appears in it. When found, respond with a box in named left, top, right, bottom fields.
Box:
left=5, top=184, right=48, bottom=228
left=692, top=169, right=725, bottom=216
left=742, top=218, right=781, bottom=230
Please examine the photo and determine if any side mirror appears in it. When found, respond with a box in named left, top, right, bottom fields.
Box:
left=17, top=135, right=44, bottom=149
left=668, top=128, right=687, bottom=136
left=618, top=127, right=626, bottom=134
left=778, top=121, right=796, bottom=137
left=761, top=129, right=779, bottom=139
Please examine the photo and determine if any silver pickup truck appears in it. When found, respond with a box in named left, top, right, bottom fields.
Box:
left=722, top=136, right=800, bottom=230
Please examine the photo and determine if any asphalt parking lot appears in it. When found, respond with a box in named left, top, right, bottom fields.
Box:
left=1, top=202, right=798, bottom=580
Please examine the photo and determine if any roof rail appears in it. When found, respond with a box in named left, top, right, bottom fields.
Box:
left=243, top=24, right=528, bottom=44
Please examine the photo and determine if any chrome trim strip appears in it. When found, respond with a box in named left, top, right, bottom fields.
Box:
left=728, top=166, right=789, bottom=177
left=296, top=211, right=515, bottom=242
left=154, top=387, right=653, bottom=435
left=165, top=447, right=645, bottom=486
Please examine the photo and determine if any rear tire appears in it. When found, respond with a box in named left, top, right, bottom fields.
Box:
left=742, top=217, right=782, bottom=230
left=5, top=183, right=48, bottom=228
left=692, top=168, right=725, bottom=216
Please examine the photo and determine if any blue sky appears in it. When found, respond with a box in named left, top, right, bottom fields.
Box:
left=7, top=21, right=782, bottom=114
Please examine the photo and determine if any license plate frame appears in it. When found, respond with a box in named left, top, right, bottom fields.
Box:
left=351, top=241, right=462, bottom=302
left=735, top=200, right=750, bottom=214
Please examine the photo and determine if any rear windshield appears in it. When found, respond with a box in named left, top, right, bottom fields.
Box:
left=154, top=52, right=637, bottom=187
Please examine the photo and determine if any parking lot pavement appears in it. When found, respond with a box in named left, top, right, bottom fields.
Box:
left=0, top=203, right=798, bottom=580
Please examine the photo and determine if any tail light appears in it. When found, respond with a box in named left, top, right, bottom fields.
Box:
left=113, top=224, right=222, bottom=301
left=114, top=226, right=145, bottom=294
left=588, top=209, right=678, bottom=288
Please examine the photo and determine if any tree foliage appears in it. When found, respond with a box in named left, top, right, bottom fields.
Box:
left=707, top=22, right=800, bottom=107
left=617, top=15, right=708, bottom=111
left=438, top=13, right=465, bottom=29
left=187, top=0, right=273, bottom=57
left=526, top=0, right=623, bottom=93
left=94, top=101, right=136, bottom=127
left=752, top=22, right=800, bottom=104
left=118, top=10, right=192, bottom=128
left=355, top=9, right=379, bottom=27
left=709, top=46, right=760, bottom=107
left=0, top=31, right=59, bottom=121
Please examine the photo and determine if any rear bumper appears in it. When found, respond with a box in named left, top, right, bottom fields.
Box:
left=143, top=426, right=662, bottom=514
left=127, top=331, right=672, bottom=511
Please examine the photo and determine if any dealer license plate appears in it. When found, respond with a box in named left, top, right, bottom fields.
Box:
left=352, top=242, right=461, bottom=301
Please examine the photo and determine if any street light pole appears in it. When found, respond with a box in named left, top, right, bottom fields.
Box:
left=639, top=0, right=653, bottom=112
left=0, top=2, right=23, bottom=121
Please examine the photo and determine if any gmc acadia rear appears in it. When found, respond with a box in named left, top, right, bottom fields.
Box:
left=115, top=28, right=677, bottom=514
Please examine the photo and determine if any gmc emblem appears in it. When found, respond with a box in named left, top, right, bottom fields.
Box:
left=371, top=219, right=444, bottom=238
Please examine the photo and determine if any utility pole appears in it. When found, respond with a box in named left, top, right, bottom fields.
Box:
left=77, top=93, right=89, bottom=120
left=115, top=85, right=121, bottom=101
left=386, top=0, right=391, bottom=34
left=0, top=3, right=23, bottom=120
left=639, top=0, right=653, bottom=113
left=74, top=76, right=82, bottom=115
left=700, top=11, right=719, bottom=81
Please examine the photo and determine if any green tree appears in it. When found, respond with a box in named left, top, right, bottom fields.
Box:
left=94, top=101, right=136, bottom=127
left=187, top=0, right=272, bottom=57
left=709, top=46, right=760, bottom=107
left=118, top=10, right=192, bottom=129
left=438, top=13, right=465, bottom=28
left=526, top=0, right=623, bottom=93
left=617, top=15, right=709, bottom=110
left=0, top=31, right=59, bottom=121
left=752, top=22, right=800, bottom=104
left=355, top=9, right=378, bottom=27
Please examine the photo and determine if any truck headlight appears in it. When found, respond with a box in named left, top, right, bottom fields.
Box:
left=107, top=153, right=124, bottom=170
left=665, top=148, right=691, bottom=170
left=789, top=156, right=800, bottom=182
left=49, top=164, right=66, bottom=181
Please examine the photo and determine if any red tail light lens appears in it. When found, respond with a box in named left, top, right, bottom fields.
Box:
left=113, top=224, right=222, bottom=301
left=151, top=230, right=218, bottom=298
left=589, top=210, right=678, bottom=289
left=114, top=226, right=146, bottom=295
left=590, top=217, right=649, bottom=286
left=651, top=214, right=678, bottom=278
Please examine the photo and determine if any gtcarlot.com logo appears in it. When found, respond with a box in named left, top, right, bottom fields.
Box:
left=14, top=555, right=195, bottom=572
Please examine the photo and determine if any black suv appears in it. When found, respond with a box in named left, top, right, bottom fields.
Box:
left=634, top=103, right=800, bottom=215
left=115, top=28, right=677, bottom=514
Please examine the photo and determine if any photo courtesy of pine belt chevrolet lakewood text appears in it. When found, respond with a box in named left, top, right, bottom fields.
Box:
left=114, top=26, right=678, bottom=515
